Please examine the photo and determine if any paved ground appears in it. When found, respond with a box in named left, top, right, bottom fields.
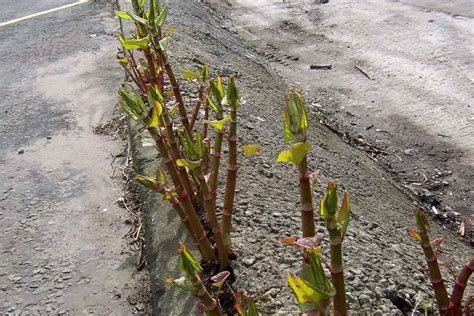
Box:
left=0, top=1, right=146, bottom=314
left=228, top=0, right=473, bottom=230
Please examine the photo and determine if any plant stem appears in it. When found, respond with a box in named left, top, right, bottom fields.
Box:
left=156, top=48, right=192, bottom=134
left=161, top=109, right=198, bottom=207
left=298, top=156, right=315, bottom=237
left=190, top=273, right=223, bottom=316
left=209, top=110, right=224, bottom=209
left=147, top=128, right=215, bottom=261
left=325, top=217, right=347, bottom=315
left=193, top=167, right=228, bottom=267
left=450, top=256, right=473, bottom=314
left=190, top=85, right=205, bottom=131
left=220, top=104, right=238, bottom=251
left=418, top=230, right=450, bottom=313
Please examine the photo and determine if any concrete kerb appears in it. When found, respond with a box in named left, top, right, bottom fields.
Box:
left=117, top=0, right=195, bottom=314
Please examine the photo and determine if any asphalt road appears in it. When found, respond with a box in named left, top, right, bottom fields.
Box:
left=0, top=1, right=145, bottom=313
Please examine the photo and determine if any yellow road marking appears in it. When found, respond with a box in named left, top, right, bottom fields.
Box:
left=0, top=0, right=90, bottom=28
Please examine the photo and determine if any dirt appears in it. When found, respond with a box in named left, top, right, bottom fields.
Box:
left=0, top=2, right=150, bottom=314
left=223, top=0, right=474, bottom=244
left=146, top=0, right=474, bottom=314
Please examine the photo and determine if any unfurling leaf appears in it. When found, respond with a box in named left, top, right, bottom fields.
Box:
left=295, top=236, right=324, bottom=249
left=210, top=77, right=225, bottom=104
left=336, top=192, right=350, bottom=237
left=176, top=159, right=200, bottom=171
left=242, top=144, right=262, bottom=157
left=204, top=114, right=231, bottom=132
left=118, top=88, right=147, bottom=123
left=408, top=230, right=422, bottom=241
left=135, top=175, right=158, bottom=190
left=280, top=236, right=298, bottom=245
left=119, top=35, right=150, bottom=50
left=235, top=291, right=259, bottom=316
left=117, top=56, right=129, bottom=65
left=276, top=142, right=311, bottom=165
left=148, top=85, right=164, bottom=102
left=159, top=36, right=171, bottom=51
left=414, top=208, right=430, bottom=232
left=207, top=96, right=221, bottom=114
left=148, top=102, right=163, bottom=127
left=320, top=181, right=338, bottom=219
left=178, top=244, right=202, bottom=279
left=210, top=271, right=230, bottom=288
left=181, top=69, right=201, bottom=81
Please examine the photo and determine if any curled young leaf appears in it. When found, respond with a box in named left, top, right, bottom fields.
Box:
left=276, top=142, right=311, bottom=165
left=242, top=144, right=262, bottom=157
left=227, top=76, right=240, bottom=108
left=235, top=291, right=259, bottom=316
left=320, top=181, right=338, bottom=219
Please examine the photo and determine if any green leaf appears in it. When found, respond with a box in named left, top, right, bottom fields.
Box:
left=115, top=11, right=133, bottom=19
left=242, top=144, right=261, bottom=156
left=276, top=142, right=311, bottom=165
left=118, top=88, right=146, bottom=123
left=204, top=114, right=231, bottom=132
left=336, top=192, right=350, bottom=237
left=181, top=69, right=201, bottom=81
left=193, top=132, right=203, bottom=158
left=414, top=208, right=430, bottom=231
left=227, top=76, right=240, bottom=108
left=119, top=35, right=150, bottom=50
left=155, top=5, right=168, bottom=26
left=148, top=102, right=162, bottom=127
left=176, top=159, right=200, bottom=171
left=178, top=244, right=202, bottom=278
left=159, top=36, right=171, bottom=51
left=283, top=91, right=308, bottom=143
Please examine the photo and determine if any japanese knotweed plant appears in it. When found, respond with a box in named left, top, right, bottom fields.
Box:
left=167, top=244, right=260, bottom=316
left=277, top=92, right=350, bottom=315
left=115, top=0, right=260, bottom=269
left=409, top=209, right=473, bottom=315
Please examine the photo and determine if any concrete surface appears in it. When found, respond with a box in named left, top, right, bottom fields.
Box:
left=0, top=1, right=145, bottom=314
